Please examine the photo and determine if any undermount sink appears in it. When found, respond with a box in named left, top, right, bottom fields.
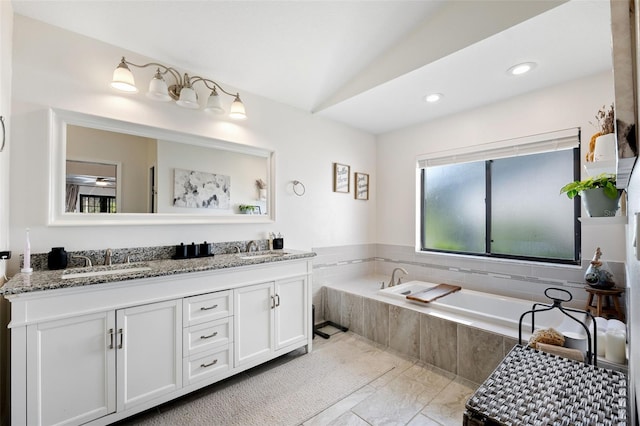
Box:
left=61, top=264, right=152, bottom=279
left=377, top=281, right=436, bottom=301
left=237, top=251, right=289, bottom=260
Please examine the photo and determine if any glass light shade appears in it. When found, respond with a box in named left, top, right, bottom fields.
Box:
left=204, top=91, right=225, bottom=114
left=229, top=95, right=247, bottom=120
left=146, top=70, right=172, bottom=102
left=176, top=87, right=200, bottom=109
left=111, top=62, right=137, bottom=92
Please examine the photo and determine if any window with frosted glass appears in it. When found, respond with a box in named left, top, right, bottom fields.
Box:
left=421, top=147, right=579, bottom=264
left=491, top=151, right=576, bottom=260
left=423, top=162, right=485, bottom=253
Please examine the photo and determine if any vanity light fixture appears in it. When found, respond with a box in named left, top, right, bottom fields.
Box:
left=507, top=62, right=537, bottom=76
left=110, top=57, right=247, bottom=120
left=424, top=93, right=443, bottom=103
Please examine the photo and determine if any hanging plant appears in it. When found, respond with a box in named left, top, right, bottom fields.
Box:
left=559, top=173, right=618, bottom=199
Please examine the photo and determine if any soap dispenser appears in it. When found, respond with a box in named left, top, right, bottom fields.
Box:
left=48, top=247, right=68, bottom=270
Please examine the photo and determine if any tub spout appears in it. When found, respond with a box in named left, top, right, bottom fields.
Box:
left=389, top=267, right=408, bottom=287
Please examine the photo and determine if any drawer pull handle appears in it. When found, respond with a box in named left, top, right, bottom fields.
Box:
left=275, top=294, right=281, bottom=307
left=108, top=328, right=114, bottom=349
left=200, top=304, right=218, bottom=311
left=271, top=295, right=275, bottom=309
left=201, top=359, right=218, bottom=368
left=200, top=331, right=219, bottom=339
left=118, top=328, right=124, bottom=349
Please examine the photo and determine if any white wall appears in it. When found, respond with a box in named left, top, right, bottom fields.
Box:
left=0, top=3, right=12, bottom=424
left=377, top=71, right=626, bottom=262
left=7, top=15, right=377, bottom=274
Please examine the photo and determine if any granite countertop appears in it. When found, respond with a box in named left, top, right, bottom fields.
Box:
left=0, top=250, right=316, bottom=296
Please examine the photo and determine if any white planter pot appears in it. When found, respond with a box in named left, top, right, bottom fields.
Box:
left=593, top=133, right=616, bottom=162
left=581, top=187, right=622, bottom=217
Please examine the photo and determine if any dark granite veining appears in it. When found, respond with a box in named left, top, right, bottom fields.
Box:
left=4, top=246, right=314, bottom=296
left=24, top=240, right=271, bottom=271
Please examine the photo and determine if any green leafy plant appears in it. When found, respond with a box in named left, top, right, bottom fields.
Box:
left=238, top=204, right=256, bottom=213
left=560, top=173, right=618, bottom=199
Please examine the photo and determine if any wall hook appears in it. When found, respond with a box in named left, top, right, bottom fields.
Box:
left=292, top=180, right=306, bottom=196
left=0, top=116, right=5, bottom=153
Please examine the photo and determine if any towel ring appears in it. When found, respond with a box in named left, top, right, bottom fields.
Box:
left=0, top=116, right=5, bottom=153
left=292, top=180, right=306, bottom=196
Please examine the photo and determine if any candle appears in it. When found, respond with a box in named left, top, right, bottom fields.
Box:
left=596, top=330, right=607, bottom=357
left=605, top=329, right=626, bottom=364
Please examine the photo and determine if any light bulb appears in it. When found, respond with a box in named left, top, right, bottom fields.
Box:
left=204, top=89, right=225, bottom=114
left=176, top=87, right=200, bottom=109
left=229, top=94, right=247, bottom=120
left=147, top=69, right=171, bottom=102
left=111, top=58, right=137, bottom=92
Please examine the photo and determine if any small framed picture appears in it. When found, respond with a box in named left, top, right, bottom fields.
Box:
left=355, top=172, right=369, bottom=200
left=333, top=163, right=350, bottom=193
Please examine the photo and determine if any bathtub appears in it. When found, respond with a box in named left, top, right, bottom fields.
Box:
left=377, top=280, right=591, bottom=348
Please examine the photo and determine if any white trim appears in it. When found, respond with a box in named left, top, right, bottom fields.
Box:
left=417, top=128, right=580, bottom=168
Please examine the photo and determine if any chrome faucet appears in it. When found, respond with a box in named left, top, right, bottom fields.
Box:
left=72, top=255, right=92, bottom=267
left=388, top=267, right=408, bottom=288
left=246, top=241, right=258, bottom=253
left=104, top=248, right=112, bottom=266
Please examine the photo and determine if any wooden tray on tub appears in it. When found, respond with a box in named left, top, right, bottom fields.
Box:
left=406, top=283, right=461, bottom=304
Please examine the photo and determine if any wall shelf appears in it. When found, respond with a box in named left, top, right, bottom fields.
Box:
left=584, top=160, right=616, bottom=177
left=578, top=216, right=627, bottom=225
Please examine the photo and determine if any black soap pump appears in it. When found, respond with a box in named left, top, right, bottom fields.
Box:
left=47, top=247, right=68, bottom=270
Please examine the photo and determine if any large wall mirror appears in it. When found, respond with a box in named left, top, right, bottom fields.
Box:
left=49, top=109, right=275, bottom=225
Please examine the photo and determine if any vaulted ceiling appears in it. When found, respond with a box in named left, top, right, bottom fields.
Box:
left=12, top=0, right=613, bottom=134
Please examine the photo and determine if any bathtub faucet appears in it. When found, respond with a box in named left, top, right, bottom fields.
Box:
left=388, top=267, right=408, bottom=288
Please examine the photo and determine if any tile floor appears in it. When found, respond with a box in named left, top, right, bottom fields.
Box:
left=302, top=326, right=478, bottom=426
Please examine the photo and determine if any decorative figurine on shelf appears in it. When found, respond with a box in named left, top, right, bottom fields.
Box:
left=585, top=247, right=616, bottom=289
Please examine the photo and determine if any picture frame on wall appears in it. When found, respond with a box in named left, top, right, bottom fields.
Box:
left=355, top=172, right=369, bottom=200
left=333, top=163, right=350, bottom=193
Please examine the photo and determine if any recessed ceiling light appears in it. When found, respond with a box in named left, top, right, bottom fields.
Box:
left=424, top=93, right=443, bottom=103
left=508, top=62, right=537, bottom=76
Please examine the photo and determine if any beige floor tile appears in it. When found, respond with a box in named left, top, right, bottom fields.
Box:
left=303, top=385, right=377, bottom=426
left=351, top=374, right=436, bottom=426
left=421, top=377, right=478, bottom=426
left=406, top=413, right=444, bottom=426
left=326, top=411, right=372, bottom=426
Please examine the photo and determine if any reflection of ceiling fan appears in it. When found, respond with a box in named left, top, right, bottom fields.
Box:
left=66, top=173, right=116, bottom=188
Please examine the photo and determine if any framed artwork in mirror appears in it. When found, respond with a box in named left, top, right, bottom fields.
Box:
left=355, top=172, right=369, bottom=200
left=333, top=163, right=350, bottom=193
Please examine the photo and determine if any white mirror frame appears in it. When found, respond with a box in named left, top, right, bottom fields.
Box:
left=49, top=108, right=276, bottom=226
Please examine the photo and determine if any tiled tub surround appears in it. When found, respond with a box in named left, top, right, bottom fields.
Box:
left=322, top=276, right=626, bottom=385
left=312, top=243, right=627, bottom=321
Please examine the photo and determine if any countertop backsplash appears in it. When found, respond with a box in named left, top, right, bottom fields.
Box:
left=23, top=240, right=271, bottom=271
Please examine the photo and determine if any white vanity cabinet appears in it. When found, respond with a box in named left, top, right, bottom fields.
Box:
left=234, top=276, right=308, bottom=368
left=26, top=312, right=116, bottom=426
left=7, top=257, right=313, bottom=426
left=116, top=300, right=182, bottom=411
left=25, top=299, right=182, bottom=425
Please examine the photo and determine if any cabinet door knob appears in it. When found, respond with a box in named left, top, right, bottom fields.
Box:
left=200, top=304, right=218, bottom=311
left=200, top=331, right=218, bottom=339
left=118, top=328, right=124, bottom=349
left=200, top=359, right=218, bottom=368
left=108, top=328, right=114, bottom=349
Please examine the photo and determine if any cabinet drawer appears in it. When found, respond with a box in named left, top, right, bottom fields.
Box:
left=184, top=346, right=232, bottom=386
left=183, top=317, right=233, bottom=357
left=183, top=290, right=232, bottom=326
